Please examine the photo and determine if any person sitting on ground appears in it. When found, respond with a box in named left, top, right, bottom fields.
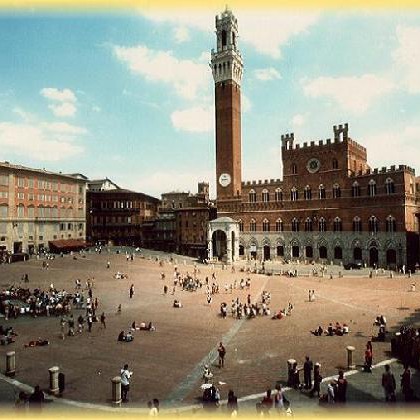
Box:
left=313, top=325, right=323, bottom=336
left=24, top=338, right=49, bottom=348
left=343, top=323, right=349, bottom=334
left=335, top=322, right=343, bottom=336
left=118, top=330, right=126, bottom=342
left=131, top=321, right=140, bottom=331
left=173, top=299, right=182, bottom=308
left=327, top=323, right=334, bottom=336
left=147, top=321, right=156, bottom=331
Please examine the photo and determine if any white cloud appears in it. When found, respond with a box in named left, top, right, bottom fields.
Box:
left=41, top=121, right=87, bottom=135
left=363, top=124, right=420, bottom=170
left=0, top=122, right=84, bottom=161
left=48, top=102, right=77, bottom=117
left=41, top=87, right=78, bottom=117
left=139, top=10, right=320, bottom=59
left=171, top=106, right=213, bottom=133
left=392, top=25, right=420, bottom=94
left=302, top=74, right=395, bottom=113
left=291, top=114, right=305, bottom=126
left=113, top=45, right=210, bottom=100
left=40, top=88, right=77, bottom=103
left=174, top=26, right=190, bottom=43
left=254, top=67, right=281, bottom=81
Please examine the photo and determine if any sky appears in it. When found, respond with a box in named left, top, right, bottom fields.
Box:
left=0, top=7, right=420, bottom=199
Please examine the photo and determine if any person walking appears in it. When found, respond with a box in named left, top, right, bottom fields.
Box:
left=87, top=313, right=93, bottom=333
left=100, top=312, right=106, bottom=329
left=336, top=371, right=348, bottom=403
left=218, top=342, right=226, bottom=368
left=227, top=390, right=238, bottom=416
left=401, top=365, right=412, bottom=402
left=303, top=356, right=313, bottom=389
left=120, top=364, right=133, bottom=402
left=129, top=284, right=135, bottom=299
left=381, top=364, right=396, bottom=402
left=107, top=261, right=110, bottom=269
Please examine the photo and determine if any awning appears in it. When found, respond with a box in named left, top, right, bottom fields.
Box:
left=48, top=239, right=87, bottom=251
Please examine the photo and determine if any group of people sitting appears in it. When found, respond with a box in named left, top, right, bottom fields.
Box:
left=118, top=321, right=156, bottom=342
left=312, top=322, right=350, bottom=336
left=272, top=302, right=294, bottom=320
left=114, top=272, right=128, bottom=279
left=173, top=299, right=183, bottom=308
left=24, top=338, right=49, bottom=348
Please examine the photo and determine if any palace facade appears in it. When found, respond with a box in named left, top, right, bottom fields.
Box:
left=210, top=9, right=420, bottom=269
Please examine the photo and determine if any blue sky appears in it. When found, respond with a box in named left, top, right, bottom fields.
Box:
left=0, top=8, right=420, bottom=198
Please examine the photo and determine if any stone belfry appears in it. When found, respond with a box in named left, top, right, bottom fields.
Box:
left=211, top=7, right=243, bottom=202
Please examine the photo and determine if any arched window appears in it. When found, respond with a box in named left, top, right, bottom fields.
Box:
left=332, top=159, right=338, bottom=169
left=238, top=219, right=244, bottom=232
left=250, top=219, right=256, bottom=232
left=368, top=179, right=377, bottom=197
left=353, top=216, right=362, bottom=233
left=290, top=187, right=298, bottom=201
left=318, top=217, right=327, bottom=232
left=368, top=216, right=379, bottom=233
left=352, top=181, right=361, bottom=197
left=291, top=218, right=300, bottom=232
left=249, top=189, right=256, bottom=203
left=304, top=186, right=312, bottom=200
left=262, top=218, right=270, bottom=232
left=291, top=164, right=297, bottom=175
left=385, top=178, right=395, bottom=195
left=333, top=217, right=342, bottom=232
left=386, top=215, right=396, bottom=233
left=332, top=184, right=341, bottom=198
left=275, top=188, right=283, bottom=202
left=319, top=184, right=326, bottom=199
left=262, top=189, right=270, bottom=203
left=275, top=218, right=283, bottom=232
left=304, top=217, right=313, bottom=232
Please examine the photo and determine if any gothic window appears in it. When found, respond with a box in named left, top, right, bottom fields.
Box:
left=333, top=217, right=342, bottom=232
left=385, top=178, right=395, bottom=194
left=238, top=219, right=244, bottom=232
left=291, top=218, right=300, bottom=232
left=291, top=164, right=297, bottom=175
left=353, top=216, right=362, bottom=233
left=262, top=189, right=270, bottom=203
left=386, top=215, right=396, bottom=233
left=262, top=218, right=270, bottom=232
left=368, top=216, right=379, bottom=233
left=290, top=187, right=298, bottom=201
left=319, top=184, right=326, bottom=199
left=368, top=179, right=377, bottom=197
left=249, top=189, right=256, bottom=203
left=275, top=218, right=283, bottom=232
left=332, top=159, right=339, bottom=169
left=304, top=186, right=312, bottom=200
left=319, top=217, right=327, bottom=232
left=333, top=184, right=341, bottom=198
left=250, top=219, right=256, bottom=232
left=304, top=217, right=313, bottom=232
left=352, top=181, right=361, bottom=197
left=275, top=188, right=283, bottom=202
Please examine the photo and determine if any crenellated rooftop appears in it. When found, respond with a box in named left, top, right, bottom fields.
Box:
left=242, top=178, right=282, bottom=187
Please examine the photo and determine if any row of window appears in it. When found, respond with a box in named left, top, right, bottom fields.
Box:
left=247, top=178, right=397, bottom=203
left=0, top=205, right=83, bottom=219
left=239, top=215, right=397, bottom=233
left=0, top=222, right=84, bottom=235
left=14, top=192, right=81, bottom=204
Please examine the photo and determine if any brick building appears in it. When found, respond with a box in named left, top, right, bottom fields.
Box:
left=0, top=161, right=87, bottom=256
left=86, top=187, right=160, bottom=246
left=209, top=9, right=420, bottom=269
left=145, top=183, right=217, bottom=258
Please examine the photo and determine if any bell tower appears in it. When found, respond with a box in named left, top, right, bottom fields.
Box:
left=211, top=7, right=243, bottom=201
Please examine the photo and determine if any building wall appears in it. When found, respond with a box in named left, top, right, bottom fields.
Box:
left=0, top=164, right=86, bottom=254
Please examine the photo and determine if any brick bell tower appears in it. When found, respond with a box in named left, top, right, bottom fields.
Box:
left=211, top=7, right=243, bottom=202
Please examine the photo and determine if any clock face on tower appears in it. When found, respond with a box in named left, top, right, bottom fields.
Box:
left=219, top=173, right=232, bottom=187
left=307, top=158, right=321, bottom=174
